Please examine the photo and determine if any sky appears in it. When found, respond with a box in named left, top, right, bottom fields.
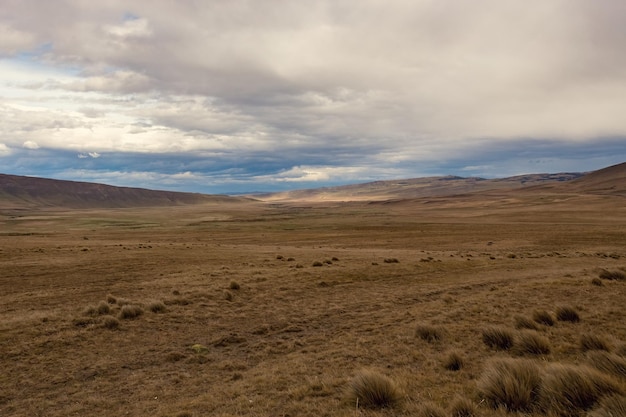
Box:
left=1, top=1, right=626, bottom=194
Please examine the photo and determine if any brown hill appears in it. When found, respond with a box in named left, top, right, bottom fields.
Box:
left=0, top=174, right=243, bottom=209
left=568, top=162, right=626, bottom=195
left=254, top=172, right=584, bottom=202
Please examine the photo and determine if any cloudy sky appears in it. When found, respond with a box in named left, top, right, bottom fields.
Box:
left=1, top=1, right=625, bottom=194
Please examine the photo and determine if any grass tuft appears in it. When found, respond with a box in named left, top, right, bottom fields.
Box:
left=555, top=305, right=580, bottom=322
left=148, top=301, right=167, bottom=313
left=229, top=280, right=240, bottom=290
left=417, top=401, right=446, bottom=417
left=532, top=309, right=555, bottom=326
left=415, top=324, right=443, bottom=342
left=449, top=396, right=477, bottom=417
left=539, top=363, right=623, bottom=416
left=118, top=304, right=143, bottom=319
left=482, top=326, right=514, bottom=350
left=591, top=277, right=604, bottom=286
left=598, top=269, right=626, bottom=281
left=587, top=395, right=626, bottom=417
left=514, top=330, right=551, bottom=356
left=102, top=315, right=120, bottom=329
left=443, top=350, right=464, bottom=371
left=581, top=333, right=612, bottom=352
left=514, top=315, right=539, bottom=330
left=477, top=358, right=542, bottom=412
left=586, top=350, right=626, bottom=380
left=347, top=369, right=403, bottom=409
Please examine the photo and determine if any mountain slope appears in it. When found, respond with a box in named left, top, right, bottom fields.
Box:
left=0, top=174, right=243, bottom=209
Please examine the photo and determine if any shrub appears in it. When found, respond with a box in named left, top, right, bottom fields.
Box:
left=555, top=305, right=580, bottom=322
left=482, top=327, right=514, bottom=350
left=443, top=350, right=464, bottom=371
left=514, top=331, right=551, bottom=356
left=581, top=333, right=612, bottom=352
left=514, top=315, right=539, bottom=330
left=532, top=310, right=555, bottom=326
left=229, top=281, right=240, bottom=290
left=599, top=269, right=625, bottom=281
left=477, top=358, right=542, bottom=412
left=102, top=315, right=120, bottom=329
left=312, top=261, right=323, bottom=267
left=417, top=402, right=446, bottom=417
left=148, top=301, right=167, bottom=313
left=449, top=396, right=477, bottom=417
left=588, top=395, right=626, bottom=417
left=118, top=304, right=143, bottom=319
left=586, top=351, right=626, bottom=379
left=538, top=363, right=623, bottom=416
left=415, top=324, right=443, bottom=343
left=347, top=369, right=402, bottom=409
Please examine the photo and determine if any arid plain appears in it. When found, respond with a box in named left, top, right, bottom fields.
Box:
left=1, top=164, right=626, bottom=417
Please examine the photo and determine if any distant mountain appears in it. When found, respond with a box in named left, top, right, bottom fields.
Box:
left=253, top=172, right=585, bottom=202
left=0, top=174, right=245, bottom=209
left=568, top=162, right=626, bottom=195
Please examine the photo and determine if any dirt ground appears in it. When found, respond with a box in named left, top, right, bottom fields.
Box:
left=1, top=193, right=625, bottom=416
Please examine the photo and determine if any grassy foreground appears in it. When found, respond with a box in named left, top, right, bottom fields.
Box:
left=1, top=197, right=625, bottom=416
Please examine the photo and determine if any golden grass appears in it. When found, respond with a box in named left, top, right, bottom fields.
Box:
left=347, top=369, right=402, bottom=409
left=477, top=358, right=542, bottom=412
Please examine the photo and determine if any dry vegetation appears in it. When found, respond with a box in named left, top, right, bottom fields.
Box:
left=1, top=187, right=626, bottom=417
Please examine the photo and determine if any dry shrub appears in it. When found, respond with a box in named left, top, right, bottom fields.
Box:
left=118, top=304, right=143, bottom=319
left=514, top=330, right=551, bottom=356
left=443, top=350, right=464, bottom=371
left=312, top=261, right=323, bottom=267
left=482, top=326, right=514, bottom=350
left=449, top=396, right=477, bottom=417
left=102, top=315, right=120, bottom=329
left=587, top=395, right=626, bottom=417
left=532, top=309, right=555, bottom=326
left=586, top=350, right=626, bottom=380
left=417, top=402, right=446, bottom=417
left=538, top=363, right=623, bottom=416
left=598, top=269, right=626, bottom=281
left=229, top=281, right=240, bottom=290
left=555, top=305, right=580, bottom=322
left=148, top=301, right=167, bottom=313
left=514, top=315, right=539, bottom=330
left=581, top=333, right=612, bottom=352
left=415, top=324, right=443, bottom=343
left=477, top=358, right=542, bottom=412
left=347, top=369, right=403, bottom=409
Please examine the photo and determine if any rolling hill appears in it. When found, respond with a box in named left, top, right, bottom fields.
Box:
left=0, top=174, right=244, bottom=209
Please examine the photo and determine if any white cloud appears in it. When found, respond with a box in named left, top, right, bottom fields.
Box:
left=0, top=143, right=11, bottom=156
left=23, top=141, right=40, bottom=149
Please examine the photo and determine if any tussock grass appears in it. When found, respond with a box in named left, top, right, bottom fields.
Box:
left=514, top=314, right=539, bottom=330
left=532, top=309, right=555, bottom=326
left=347, top=369, right=403, bottom=409
left=586, top=350, right=626, bottom=380
left=106, top=294, right=117, bottom=304
left=442, top=350, right=464, bottom=371
left=581, top=333, right=612, bottom=352
left=555, top=305, right=580, bottom=322
left=538, top=363, right=623, bottom=416
left=482, top=326, right=514, bottom=350
left=449, top=396, right=477, bottom=417
left=477, top=358, right=542, bottom=412
left=588, top=395, right=626, bottom=417
left=415, top=324, right=443, bottom=342
left=591, top=277, right=604, bottom=286
left=102, top=315, right=120, bottom=329
left=118, top=304, right=143, bottom=319
left=147, top=301, right=167, bottom=313
left=417, top=402, right=446, bottom=417
left=229, top=280, right=240, bottom=290
left=599, top=269, right=626, bottom=281
left=82, top=300, right=111, bottom=316
left=514, top=330, right=551, bottom=356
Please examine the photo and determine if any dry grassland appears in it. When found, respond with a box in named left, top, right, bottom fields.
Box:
left=1, top=194, right=625, bottom=416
